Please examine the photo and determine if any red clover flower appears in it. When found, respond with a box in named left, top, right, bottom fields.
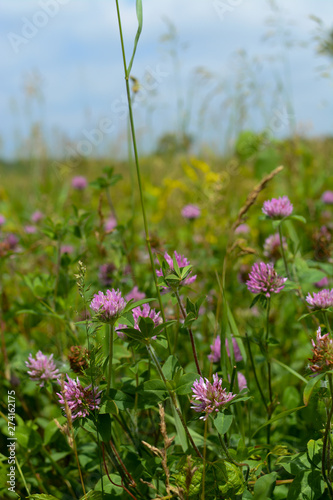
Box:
left=262, top=196, right=293, bottom=219
left=208, top=336, right=242, bottom=363
left=60, top=245, right=74, bottom=255
left=191, top=374, right=236, bottom=421
left=263, top=233, right=287, bottom=262
left=24, top=225, right=37, bottom=234
left=117, top=303, right=161, bottom=339
left=322, top=191, right=333, bottom=205
left=104, top=216, right=117, bottom=233
left=156, top=250, right=197, bottom=287
left=98, top=263, right=116, bottom=286
left=31, top=210, right=44, bottom=223
left=234, top=223, right=250, bottom=235
left=57, top=375, right=102, bottom=420
left=26, top=351, right=60, bottom=387
left=246, top=262, right=287, bottom=297
left=309, top=327, right=333, bottom=373
left=132, top=303, right=162, bottom=328
left=125, top=286, right=146, bottom=302
left=181, top=204, right=201, bottom=220
left=306, top=289, right=333, bottom=310
left=315, top=277, right=329, bottom=289
left=71, top=176, right=88, bottom=190
left=90, top=288, right=126, bottom=323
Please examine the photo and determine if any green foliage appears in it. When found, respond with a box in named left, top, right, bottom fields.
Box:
left=1, top=68, right=333, bottom=500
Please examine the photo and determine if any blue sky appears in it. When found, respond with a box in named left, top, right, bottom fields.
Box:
left=0, top=0, right=332, bottom=159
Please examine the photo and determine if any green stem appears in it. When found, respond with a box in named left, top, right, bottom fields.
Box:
left=81, top=277, right=104, bottom=499
left=15, top=456, right=31, bottom=496
left=265, top=298, right=273, bottom=470
left=147, top=344, right=203, bottom=458
left=114, top=0, right=169, bottom=354
left=107, top=322, right=115, bottom=394
left=322, top=374, right=333, bottom=498
left=218, top=432, right=250, bottom=482
left=323, top=312, right=331, bottom=333
left=175, top=289, right=202, bottom=376
left=229, top=365, right=237, bottom=393
left=278, top=223, right=290, bottom=279
left=265, top=298, right=271, bottom=345
left=0, top=265, right=9, bottom=380
left=266, top=299, right=273, bottom=408
left=53, top=237, right=62, bottom=309
left=245, top=333, right=268, bottom=412
left=53, top=238, right=63, bottom=356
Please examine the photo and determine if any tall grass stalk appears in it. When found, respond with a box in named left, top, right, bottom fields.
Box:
left=76, top=261, right=104, bottom=497
left=278, top=223, right=290, bottom=279
left=322, top=374, right=333, bottom=498
left=174, top=289, right=202, bottom=376
left=0, top=264, right=9, bottom=380
left=114, top=0, right=170, bottom=352
left=107, top=322, right=115, bottom=394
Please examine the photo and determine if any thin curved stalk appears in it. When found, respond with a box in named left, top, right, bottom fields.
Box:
left=218, top=432, right=250, bottom=482
left=107, top=322, right=115, bottom=394
left=322, top=374, right=333, bottom=498
left=175, top=289, right=202, bottom=376
left=114, top=0, right=170, bottom=353
left=245, top=333, right=268, bottom=413
left=278, top=223, right=290, bottom=280
left=265, top=298, right=273, bottom=471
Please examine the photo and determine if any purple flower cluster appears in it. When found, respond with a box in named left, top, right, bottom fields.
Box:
left=24, top=225, right=37, bottom=234
left=31, top=211, right=44, bottom=223
left=309, top=327, right=333, bottom=373
left=234, top=223, right=250, bottom=235
left=6, top=234, right=19, bottom=250
left=262, top=196, right=293, bottom=219
left=263, top=233, right=287, bottom=261
left=0, top=214, right=6, bottom=227
left=90, top=288, right=126, bottom=323
left=156, top=251, right=197, bottom=287
left=191, top=374, right=236, bottom=421
left=306, top=289, right=333, bottom=310
left=208, top=337, right=247, bottom=390
left=181, top=204, right=201, bottom=220
left=132, top=303, right=162, bottom=328
left=61, top=245, right=74, bottom=255
left=235, top=372, right=247, bottom=391
left=208, top=336, right=243, bottom=363
left=315, top=277, right=329, bottom=289
left=104, top=216, right=117, bottom=233
left=25, top=351, right=60, bottom=387
left=99, top=263, right=116, bottom=286
left=71, top=176, right=88, bottom=190
left=246, top=262, right=287, bottom=297
left=117, top=303, right=161, bottom=339
left=125, top=286, right=146, bottom=302
left=322, top=191, right=333, bottom=205
left=57, top=375, right=101, bottom=419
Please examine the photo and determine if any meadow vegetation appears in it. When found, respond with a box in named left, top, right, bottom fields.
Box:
left=1, top=3, right=333, bottom=499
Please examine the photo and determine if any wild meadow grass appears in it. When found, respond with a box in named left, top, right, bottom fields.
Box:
left=1, top=3, right=333, bottom=499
